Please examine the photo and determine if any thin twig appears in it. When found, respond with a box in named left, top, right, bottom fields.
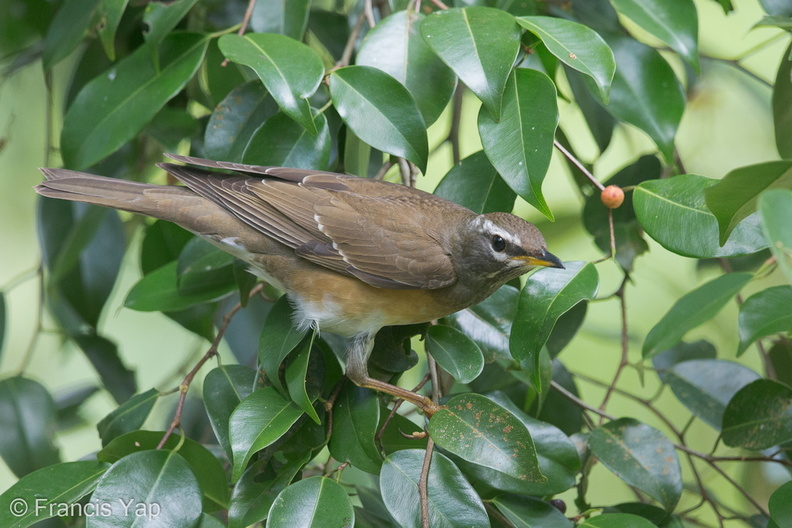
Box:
left=419, top=438, right=435, bottom=528
left=157, top=284, right=263, bottom=449
left=550, top=380, right=616, bottom=421
left=333, top=12, right=366, bottom=71
left=375, top=374, right=431, bottom=442
left=448, top=86, right=464, bottom=165
left=597, top=277, right=630, bottom=416
left=220, top=0, right=257, bottom=66
left=553, top=139, right=605, bottom=191
left=363, top=0, right=376, bottom=28
left=426, top=0, right=450, bottom=9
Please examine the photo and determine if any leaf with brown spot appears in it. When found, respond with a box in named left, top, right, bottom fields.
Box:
left=427, top=393, right=545, bottom=483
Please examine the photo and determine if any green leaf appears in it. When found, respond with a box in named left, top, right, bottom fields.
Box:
left=704, top=161, right=792, bottom=245
left=98, top=431, right=229, bottom=511
left=229, top=386, right=304, bottom=481
left=285, top=336, right=321, bottom=424
left=204, top=81, right=280, bottom=162
left=610, top=0, right=699, bottom=70
left=428, top=393, right=545, bottom=483
left=652, top=340, right=717, bottom=383
left=177, top=237, right=236, bottom=295
left=97, top=0, right=129, bottom=60
left=773, top=44, right=792, bottom=158
left=579, top=514, right=658, bottom=528
left=0, top=291, right=5, bottom=359
left=642, top=272, right=754, bottom=359
left=42, top=0, right=101, bottom=70
left=634, top=174, right=768, bottom=258
left=769, top=480, right=792, bottom=528
left=125, top=260, right=235, bottom=312
left=478, top=68, right=559, bottom=220
left=219, top=33, right=323, bottom=134
left=603, top=34, right=685, bottom=162
left=61, top=32, right=209, bottom=170
left=589, top=418, right=682, bottom=511
left=666, top=359, right=760, bottom=430
left=426, top=325, right=484, bottom=384
left=722, top=379, right=792, bottom=449
left=141, top=220, right=193, bottom=274
left=380, top=450, right=488, bottom=528
left=144, top=106, right=200, bottom=151
left=73, top=334, right=136, bottom=404
left=445, top=285, right=518, bottom=362
left=329, top=385, right=382, bottom=474
left=0, top=377, right=60, bottom=478
left=243, top=111, right=331, bottom=170
left=91, top=450, right=202, bottom=527
left=492, top=494, right=573, bottom=528
left=259, top=296, right=307, bottom=393
left=267, top=477, right=354, bottom=528
left=433, top=151, right=516, bottom=214
left=759, top=189, right=792, bottom=283
left=330, top=65, right=428, bottom=173
left=378, top=412, right=428, bottom=454
left=250, top=0, right=310, bottom=40
left=511, top=261, right=598, bottom=389
left=357, top=11, right=456, bottom=125
left=142, top=0, right=199, bottom=45
left=96, top=388, right=159, bottom=446
left=738, top=286, right=792, bottom=355
left=420, top=7, right=521, bottom=120
left=517, top=16, right=615, bottom=101
left=0, top=461, right=109, bottom=528
left=203, top=365, right=258, bottom=460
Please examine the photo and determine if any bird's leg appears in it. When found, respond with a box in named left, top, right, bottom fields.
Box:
left=345, top=333, right=440, bottom=416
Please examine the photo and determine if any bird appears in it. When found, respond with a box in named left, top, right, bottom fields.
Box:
left=35, top=154, right=564, bottom=414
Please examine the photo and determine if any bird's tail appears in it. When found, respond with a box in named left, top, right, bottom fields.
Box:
left=35, top=167, right=196, bottom=222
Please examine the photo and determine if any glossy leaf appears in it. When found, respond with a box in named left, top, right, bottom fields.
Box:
left=96, top=388, right=159, bottom=446
left=579, top=514, right=658, bottom=528
left=420, top=7, right=521, bottom=120
left=251, top=0, right=310, bottom=39
left=428, top=393, right=545, bottom=482
left=357, top=11, right=456, bottom=125
left=285, top=336, right=321, bottom=424
left=61, top=32, right=209, bottom=170
left=478, top=68, right=559, bottom=220
left=97, top=0, right=128, bottom=60
left=259, top=296, right=307, bottom=393
left=769, top=480, right=792, bottom=528
left=204, top=365, right=257, bottom=460
left=511, top=261, right=598, bottom=389
left=603, top=34, right=685, bottom=162
left=98, top=431, right=229, bottom=511
left=773, top=43, right=792, bottom=158
left=330, top=65, right=428, bottom=172
left=426, top=324, right=485, bottom=384
left=517, top=16, right=615, bottom=101
left=433, top=151, right=516, bottom=214
left=90, top=450, right=202, bottom=528
left=267, top=477, right=354, bottom=528
left=738, top=286, right=792, bottom=355
left=142, top=0, right=198, bottom=45
left=589, top=418, right=682, bottom=511
left=219, top=33, right=323, bottom=134
left=642, top=272, right=753, bottom=358
left=610, top=0, right=699, bottom=70
left=73, top=334, right=136, bottom=404
left=380, top=450, right=488, bottom=528
left=0, top=377, right=60, bottom=478
left=652, top=340, right=717, bottom=383
left=0, top=461, right=109, bottom=528
left=177, top=237, right=236, bottom=295
left=492, top=494, right=573, bottom=528
left=566, top=68, right=616, bottom=153
left=666, top=359, right=760, bottom=429
left=243, top=111, right=331, bottom=170
left=759, top=189, right=792, bottom=283
left=329, top=386, right=382, bottom=474
left=204, top=81, right=280, bottom=161
left=0, top=291, right=5, bottom=359
left=229, top=386, right=304, bottom=481
left=722, top=379, right=792, bottom=449
left=704, top=161, right=792, bottom=244
left=634, top=174, right=768, bottom=258
left=125, top=260, right=235, bottom=312
left=42, top=0, right=101, bottom=70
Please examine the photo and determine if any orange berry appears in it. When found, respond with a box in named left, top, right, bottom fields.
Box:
left=601, top=185, right=625, bottom=209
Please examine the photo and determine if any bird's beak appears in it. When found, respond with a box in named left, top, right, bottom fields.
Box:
left=517, top=250, right=565, bottom=269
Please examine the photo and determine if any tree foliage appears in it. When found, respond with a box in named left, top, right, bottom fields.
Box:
left=1, top=0, right=792, bottom=527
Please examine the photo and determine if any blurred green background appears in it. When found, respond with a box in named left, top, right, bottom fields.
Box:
left=0, top=0, right=788, bottom=519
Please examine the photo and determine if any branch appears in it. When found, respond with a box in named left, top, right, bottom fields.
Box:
left=553, top=139, right=605, bottom=192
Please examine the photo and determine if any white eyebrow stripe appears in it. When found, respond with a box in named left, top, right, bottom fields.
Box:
left=478, top=217, right=522, bottom=247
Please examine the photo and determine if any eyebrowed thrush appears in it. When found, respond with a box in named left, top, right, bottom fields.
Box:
left=35, top=155, right=564, bottom=414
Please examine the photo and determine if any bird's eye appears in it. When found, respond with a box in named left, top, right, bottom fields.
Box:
left=491, top=234, right=506, bottom=252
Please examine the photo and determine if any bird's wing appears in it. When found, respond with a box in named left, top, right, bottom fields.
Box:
left=160, top=156, right=462, bottom=289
